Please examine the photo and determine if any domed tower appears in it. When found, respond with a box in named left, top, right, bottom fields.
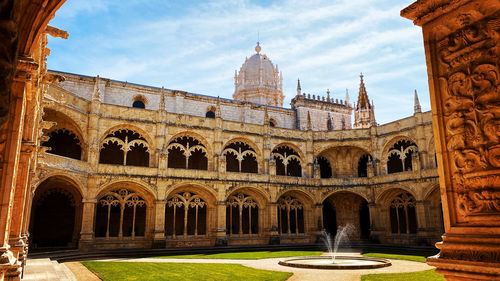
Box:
left=233, top=42, right=284, bottom=107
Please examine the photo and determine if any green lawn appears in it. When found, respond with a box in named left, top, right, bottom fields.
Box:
left=82, top=261, right=292, bottom=281
left=362, top=252, right=426, bottom=263
left=362, top=269, right=445, bottom=281
left=154, top=250, right=323, bottom=259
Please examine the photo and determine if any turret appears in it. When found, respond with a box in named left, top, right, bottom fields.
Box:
left=353, top=73, right=376, bottom=129
left=414, top=89, right=421, bottom=114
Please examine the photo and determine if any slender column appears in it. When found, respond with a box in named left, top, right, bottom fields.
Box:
left=238, top=205, right=243, bottom=236
left=278, top=207, right=282, bottom=234
left=402, top=2, right=500, bottom=279
left=286, top=207, right=291, bottom=234
left=118, top=204, right=124, bottom=239
left=229, top=206, right=233, bottom=235
left=194, top=205, right=198, bottom=236
left=172, top=205, right=176, bottom=238
left=183, top=205, right=188, bottom=237
left=131, top=205, right=137, bottom=238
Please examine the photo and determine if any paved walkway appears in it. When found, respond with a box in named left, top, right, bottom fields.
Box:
left=23, top=258, right=77, bottom=281
left=89, top=250, right=434, bottom=281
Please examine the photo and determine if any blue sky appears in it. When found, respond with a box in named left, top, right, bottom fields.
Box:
left=47, top=0, right=427, bottom=125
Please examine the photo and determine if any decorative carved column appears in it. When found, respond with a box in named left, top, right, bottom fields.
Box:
left=215, top=201, right=227, bottom=246
left=268, top=202, right=280, bottom=245
left=79, top=199, right=96, bottom=251
left=402, top=1, right=500, bottom=279
left=152, top=200, right=166, bottom=248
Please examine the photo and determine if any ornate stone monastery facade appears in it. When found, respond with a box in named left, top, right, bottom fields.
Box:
left=32, top=42, right=442, bottom=251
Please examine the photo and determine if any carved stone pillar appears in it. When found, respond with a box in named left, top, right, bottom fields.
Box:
left=367, top=160, right=374, bottom=177
left=313, top=162, right=320, bottom=179
left=402, top=1, right=500, bottom=279
left=152, top=200, right=166, bottom=248
left=215, top=201, right=227, bottom=246
left=269, top=158, right=276, bottom=176
left=412, top=152, right=421, bottom=171
left=79, top=199, right=96, bottom=251
left=268, top=202, right=279, bottom=245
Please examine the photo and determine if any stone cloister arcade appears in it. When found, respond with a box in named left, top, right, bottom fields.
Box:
left=28, top=100, right=442, bottom=250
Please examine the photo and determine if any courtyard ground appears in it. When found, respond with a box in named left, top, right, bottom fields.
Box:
left=74, top=249, right=435, bottom=281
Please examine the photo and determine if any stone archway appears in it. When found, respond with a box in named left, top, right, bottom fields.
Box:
left=29, top=176, right=83, bottom=249
left=322, top=192, right=370, bottom=240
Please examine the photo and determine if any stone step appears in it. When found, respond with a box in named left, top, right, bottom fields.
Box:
left=23, top=258, right=77, bottom=281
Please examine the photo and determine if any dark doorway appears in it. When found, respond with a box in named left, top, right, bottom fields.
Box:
left=30, top=178, right=82, bottom=249
left=359, top=200, right=370, bottom=239
left=322, top=200, right=337, bottom=237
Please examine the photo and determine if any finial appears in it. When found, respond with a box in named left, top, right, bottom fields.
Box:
left=414, top=89, right=421, bottom=113
left=360, top=72, right=364, bottom=80
left=297, top=79, right=301, bottom=96
left=255, top=42, right=261, bottom=53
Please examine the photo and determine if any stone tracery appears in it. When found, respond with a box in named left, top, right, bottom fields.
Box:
left=272, top=145, right=302, bottom=177
left=226, top=193, right=259, bottom=236
left=277, top=196, right=304, bottom=235
left=95, top=189, right=147, bottom=239
left=165, top=192, right=207, bottom=238
left=99, top=129, right=150, bottom=167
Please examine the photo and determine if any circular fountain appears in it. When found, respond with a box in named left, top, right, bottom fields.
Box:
left=279, top=226, right=392, bottom=270
left=278, top=256, right=391, bottom=270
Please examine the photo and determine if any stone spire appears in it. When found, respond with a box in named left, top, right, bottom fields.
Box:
left=353, top=73, right=375, bottom=129
left=357, top=73, right=370, bottom=110
left=345, top=88, right=350, bottom=106
left=296, top=79, right=301, bottom=96
left=414, top=89, right=421, bottom=113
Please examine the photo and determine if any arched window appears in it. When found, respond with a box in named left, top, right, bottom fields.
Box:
left=222, top=142, right=258, bottom=173
left=278, top=196, right=304, bottom=235
left=42, top=129, right=82, bottom=160
left=316, top=156, right=332, bottom=178
left=99, top=129, right=149, bottom=166
left=166, top=136, right=208, bottom=170
left=205, top=111, right=215, bottom=118
left=165, top=192, right=206, bottom=237
left=132, top=100, right=145, bottom=109
left=95, top=189, right=146, bottom=238
left=269, top=118, right=276, bottom=127
left=226, top=193, right=258, bottom=235
left=389, top=192, right=417, bottom=234
left=358, top=154, right=371, bottom=177
left=272, top=146, right=302, bottom=177
left=387, top=140, right=418, bottom=174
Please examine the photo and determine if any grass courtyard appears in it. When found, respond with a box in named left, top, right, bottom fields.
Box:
left=81, top=249, right=444, bottom=281
left=82, top=261, right=292, bottom=281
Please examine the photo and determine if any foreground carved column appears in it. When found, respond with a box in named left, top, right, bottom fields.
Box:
left=402, top=1, right=500, bottom=279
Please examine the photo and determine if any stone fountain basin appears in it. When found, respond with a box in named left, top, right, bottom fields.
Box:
left=278, top=256, right=392, bottom=270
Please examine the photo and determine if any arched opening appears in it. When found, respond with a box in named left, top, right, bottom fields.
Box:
left=132, top=100, right=145, bottom=109
left=30, top=177, right=82, bottom=249
left=387, top=139, right=417, bottom=174
left=205, top=110, right=215, bottom=118
left=317, top=146, right=369, bottom=178
left=277, top=195, right=304, bottom=235
left=358, top=154, right=371, bottom=177
left=223, top=141, right=258, bottom=173
left=226, top=193, right=259, bottom=236
left=272, top=145, right=302, bottom=177
left=95, top=188, right=147, bottom=238
left=269, top=118, right=276, bottom=127
left=389, top=192, right=417, bottom=234
left=165, top=192, right=207, bottom=237
left=316, top=156, right=332, bottom=178
left=322, top=192, right=370, bottom=240
left=99, top=129, right=150, bottom=167
left=42, top=129, right=82, bottom=160
left=167, top=136, right=208, bottom=170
